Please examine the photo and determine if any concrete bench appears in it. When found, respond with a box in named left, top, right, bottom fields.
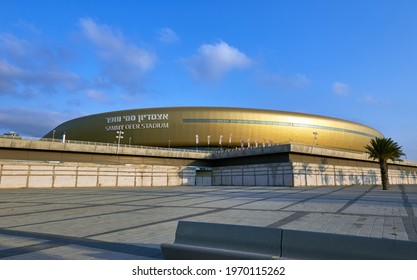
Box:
left=281, top=229, right=417, bottom=259
left=160, top=221, right=282, bottom=260
left=161, top=221, right=417, bottom=260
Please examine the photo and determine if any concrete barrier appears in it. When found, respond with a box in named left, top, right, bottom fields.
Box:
left=281, top=229, right=417, bottom=259
left=161, top=221, right=417, bottom=260
left=0, top=161, right=196, bottom=188
left=161, top=221, right=282, bottom=260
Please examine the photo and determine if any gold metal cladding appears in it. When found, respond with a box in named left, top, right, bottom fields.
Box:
left=43, top=107, right=383, bottom=152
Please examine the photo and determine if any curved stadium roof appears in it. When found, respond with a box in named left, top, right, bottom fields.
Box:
left=44, top=107, right=383, bottom=152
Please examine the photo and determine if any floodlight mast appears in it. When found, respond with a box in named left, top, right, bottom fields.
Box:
left=116, top=130, right=124, bottom=154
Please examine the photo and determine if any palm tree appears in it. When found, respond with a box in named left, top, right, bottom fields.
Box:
left=365, top=137, right=405, bottom=190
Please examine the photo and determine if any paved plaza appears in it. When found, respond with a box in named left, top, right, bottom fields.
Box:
left=0, top=185, right=416, bottom=259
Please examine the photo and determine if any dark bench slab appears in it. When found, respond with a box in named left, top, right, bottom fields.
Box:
left=161, top=221, right=281, bottom=260
left=281, top=229, right=417, bottom=259
left=161, top=221, right=417, bottom=260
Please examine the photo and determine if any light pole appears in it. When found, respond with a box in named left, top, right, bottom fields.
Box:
left=116, top=130, right=124, bottom=154
left=312, top=131, right=318, bottom=145
left=312, top=131, right=318, bottom=154
left=219, top=135, right=223, bottom=149
left=52, top=130, right=56, bottom=141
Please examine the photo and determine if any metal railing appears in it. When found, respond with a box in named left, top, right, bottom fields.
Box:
left=1, top=135, right=292, bottom=154
left=0, top=135, right=212, bottom=155
left=0, top=135, right=347, bottom=155
left=1, top=135, right=414, bottom=165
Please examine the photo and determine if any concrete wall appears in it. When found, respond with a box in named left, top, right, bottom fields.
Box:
left=0, top=161, right=196, bottom=188
left=0, top=138, right=210, bottom=159
left=292, top=162, right=417, bottom=187
left=212, top=163, right=294, bottom=186
left=212, top=162, right=417, bottom=187
left=195, top=170, right=212, bottom=186
left=2, top=140, right=417, bottom=188
left=1, top=160, right=416, bottom=188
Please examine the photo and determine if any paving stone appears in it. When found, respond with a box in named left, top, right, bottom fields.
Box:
left=0, top=185, right=416, bottom=259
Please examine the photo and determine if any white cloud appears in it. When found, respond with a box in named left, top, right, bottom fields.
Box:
left=258, top=72, right=310, bottom=92
left=332, top=81, right=350, bottom=96
left=85, top=89, right=111, bottom=104
left=182, top=41, right=252, bottom=81
left=0, top=59, right=23, bottom=92
left=79, top=18, right=156, bottom=93
left=157, top=28, right=180, bottom=44
left=0, top=108, right=75, bottom=137
left=0, top=33, right=30, bottom=59
left=0, top=33, right=83, bottom=97
left=359, top=95, right=389, bottom=105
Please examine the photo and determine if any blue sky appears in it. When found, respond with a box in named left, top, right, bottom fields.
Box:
left=1, top=0, right=417, bottom=160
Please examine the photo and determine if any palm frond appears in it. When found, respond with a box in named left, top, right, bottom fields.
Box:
left=365, top=137, right=405, bottom=162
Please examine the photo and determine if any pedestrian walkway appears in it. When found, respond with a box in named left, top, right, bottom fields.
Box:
left=0, top=185, right=416, bottom=259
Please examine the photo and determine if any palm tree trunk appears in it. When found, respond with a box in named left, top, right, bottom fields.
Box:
left=379, top=159, right=389, bottom=190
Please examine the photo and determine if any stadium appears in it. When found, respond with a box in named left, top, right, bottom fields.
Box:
left=3, top=106, right=417, bottom=189
left=43, top=107, right=383, bottom=152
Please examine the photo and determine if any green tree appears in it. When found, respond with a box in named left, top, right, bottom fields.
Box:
left=365, top=137, right=405, bottom=190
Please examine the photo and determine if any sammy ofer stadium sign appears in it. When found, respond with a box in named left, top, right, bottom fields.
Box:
left=104, top=113, right=169, bottom=131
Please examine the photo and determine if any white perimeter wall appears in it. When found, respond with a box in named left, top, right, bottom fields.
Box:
left=1, top=161, right=416, bottom=189
left=292, top=162, right=417, bottom=187
left=213, top=163, right=294, bottom=187
left=213, top=162, right=417, bottom=187
left=0, top=161, right=196, bottom=188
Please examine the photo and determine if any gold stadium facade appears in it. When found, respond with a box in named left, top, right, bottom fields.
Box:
left=44, top=107, right=383, bottom=152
